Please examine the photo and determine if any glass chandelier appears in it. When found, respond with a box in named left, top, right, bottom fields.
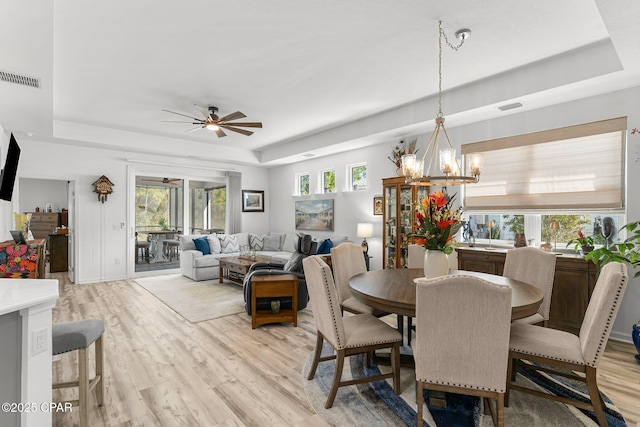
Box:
left=402, top=21, right=484, bottom=186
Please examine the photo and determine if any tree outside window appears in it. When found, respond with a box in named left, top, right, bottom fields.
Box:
left=321, top=169, right=335, bottom=193
left=349, top=163, right=367, bottom=191
left=297, top=173, right=310, bottom=195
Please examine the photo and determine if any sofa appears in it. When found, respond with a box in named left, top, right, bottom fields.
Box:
left=180, top=232, right=347, bottom=281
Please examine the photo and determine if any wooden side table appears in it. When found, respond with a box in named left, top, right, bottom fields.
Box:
left=251, top=274, right=298, bottom=329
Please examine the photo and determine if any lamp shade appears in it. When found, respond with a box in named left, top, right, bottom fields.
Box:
left=357, top=223, right=374, bottom=238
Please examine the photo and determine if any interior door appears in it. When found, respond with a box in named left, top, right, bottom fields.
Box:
left=67, top=180, right=75, bottom=282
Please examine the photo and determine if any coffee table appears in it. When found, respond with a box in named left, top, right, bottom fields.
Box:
left=218, top=255, right=273, bottom=285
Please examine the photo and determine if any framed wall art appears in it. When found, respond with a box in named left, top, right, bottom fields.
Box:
left=373, top=196, right=383, bottom=215
left=295, top=199, right=334, bottom=231
left=242, top=190, right=265, bottom=212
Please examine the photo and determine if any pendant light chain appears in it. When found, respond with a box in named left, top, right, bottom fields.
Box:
left=438, top=21, right=443, bottom=118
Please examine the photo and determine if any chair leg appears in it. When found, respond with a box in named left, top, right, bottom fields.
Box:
left=95, top=335, right=104, bottom=406
left=496, top=394, right=505, bottom=427
left=307, top=333, right=323, bottom=381
left=505, top=355, right=513, bottom=407
left=78, top=348, right=89, bottom=427
left=416, top=381, right=424, bottom=426
left=585, top=366, right=607, bottom=427
left=325, top=349, right=345, bottom=409
left=391, top=343, right=401, bottom=394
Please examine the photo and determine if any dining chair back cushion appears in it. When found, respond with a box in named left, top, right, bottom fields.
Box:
left=580, top=262, right=628, bottom=366
left=503, top=247, right=556, bottom=323
left=304, top=256, right=346, bottom=349
left=330, top=242, right=366, bottom=304
left=414, top=275, right=512, bottom=392
left=407, top=244, right=425, bottom=268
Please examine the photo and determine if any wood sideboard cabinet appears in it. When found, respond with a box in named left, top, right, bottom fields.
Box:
left=48, top=233, right=68, bottom=273
left=456, top=247, right=597, bottom=334
left=29, top=212, right=61, bottom=240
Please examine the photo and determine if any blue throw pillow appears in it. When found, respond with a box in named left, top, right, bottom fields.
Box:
left=316, top=239, right=333, bottom=255
left=192, top=236, right=211, bottom=255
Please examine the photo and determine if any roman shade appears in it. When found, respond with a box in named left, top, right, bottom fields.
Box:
left=462, top=117, right=626, bottom=211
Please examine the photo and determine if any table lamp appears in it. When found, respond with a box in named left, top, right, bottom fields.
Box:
left=550, top=220, right=560, bottom=253
left=357, top=223, right=374, bottom=254
left=486, top=220, right=495, bottom=250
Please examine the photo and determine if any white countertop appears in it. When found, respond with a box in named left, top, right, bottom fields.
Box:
left=0, top=279, right=59, bottom=316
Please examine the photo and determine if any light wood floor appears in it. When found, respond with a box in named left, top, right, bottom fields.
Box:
left=50, top=272, right=640, bottom=427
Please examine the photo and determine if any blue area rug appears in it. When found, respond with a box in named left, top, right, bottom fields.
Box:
left=302, top=345, right=627, bottom=427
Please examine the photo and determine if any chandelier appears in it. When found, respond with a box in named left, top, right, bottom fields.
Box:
left=401, top=21, right=484, bottom=186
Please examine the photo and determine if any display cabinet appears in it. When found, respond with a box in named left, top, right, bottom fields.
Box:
left=382, top=177, right=427, bottom=269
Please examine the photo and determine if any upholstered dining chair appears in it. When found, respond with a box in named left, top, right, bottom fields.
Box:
left=506, top=262, right=628, bottom=427
left=303, top=256, right=402, bottom=409
left=413, top=275, right=512, bottom=427
left=135, top=232, right=150, bottom=263
left=503, top=246, right=557, bottom=326
left=331, top=242, right=388, bottom=316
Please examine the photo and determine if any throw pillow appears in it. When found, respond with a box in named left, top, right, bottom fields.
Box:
left=316, top=238, right=334, bottom=254
left=284, top=252, right=305, bottom=273
left=218, top=234, right=240, bottom=253
left=249, top=233, right=265, bottom=250
left=207, top=235, right=221, bottom=254
left=263, top=235, right=281, bottom=251
left=192, top=236, right=211, bottom=255
left=282, top=233, right=297, bottom=253
left=233, top=232, right=250, bottom=247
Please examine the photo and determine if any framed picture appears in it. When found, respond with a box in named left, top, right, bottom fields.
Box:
left=373, top=196, right=383, bottom=215
left=295, top=199, right=334, bottom=231
left=242, top=190, right=264, bottom=212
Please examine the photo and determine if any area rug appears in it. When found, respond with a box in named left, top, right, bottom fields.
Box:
left=134, top=274, right=245, bottom=323
left=302, top=345, right=627, bottom=427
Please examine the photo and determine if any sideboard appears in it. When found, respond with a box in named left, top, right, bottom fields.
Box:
left=456, top=246, right=597, bottom=334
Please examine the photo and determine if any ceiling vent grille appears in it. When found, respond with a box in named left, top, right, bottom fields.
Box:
left=498, top=102, right=523, bottom=111
left=0, top=70, right=40, bottom=88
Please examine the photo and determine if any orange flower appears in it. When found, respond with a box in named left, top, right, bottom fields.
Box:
left=414, top=237, right=426, bottom=245
left=430, top=191, right=448, bottom=208
left=437, top=219, right=455, bottom=229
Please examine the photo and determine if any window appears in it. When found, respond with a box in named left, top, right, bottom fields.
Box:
left=320, top=169, right=336, bottom=194
left=462, top=117, right=626, bottom=210
left=348, top=162, right=367, bottom=191
left=295, top=173, right=310, bottom=196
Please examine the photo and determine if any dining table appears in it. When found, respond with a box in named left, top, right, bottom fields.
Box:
left=348, top=268, right=543, bottom=321
left=145, top=230, right=179, bottom=263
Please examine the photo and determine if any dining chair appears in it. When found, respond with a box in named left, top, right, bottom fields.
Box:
left=503, top=246, right=556, bottom=326
left=413, top=275, right=512, bottom=427
left=506, top=261, right=628, bottom=427
left=331, top=242, right=388, bottom=316
left=303, top=256, right=402, bottom=409
left=135, top=232, right=150, bottom=263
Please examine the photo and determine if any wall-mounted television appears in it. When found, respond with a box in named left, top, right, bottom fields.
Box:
left=0, top=133, right=21, bottom=201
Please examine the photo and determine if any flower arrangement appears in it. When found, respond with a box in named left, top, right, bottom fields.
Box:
left=566, top=230, right=595, bottom=253
left=412, top=191, right=464, bottom=254
left=388, top=139, right=419, bottom=168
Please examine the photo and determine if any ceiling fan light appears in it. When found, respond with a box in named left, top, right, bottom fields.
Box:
left=206, top=123, right=220, bottom=131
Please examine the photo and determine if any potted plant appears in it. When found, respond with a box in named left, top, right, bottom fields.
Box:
left=585, top=220, right=640, bottom=363
left=566, top=230, right=595, bottom=255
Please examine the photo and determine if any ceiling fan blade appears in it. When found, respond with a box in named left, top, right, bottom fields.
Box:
left=162, top=109, right=202, bottom=121
left=161, top=120, right=206, bottom=124
left=194, top=104, right=210, bottom=119
left=215, top=128, right=227, bottom=138
left=185, top=126, right=204, bottom=133
left=223, top=121, right=263, bottom=128
left=218, top=111, right=246, bottom=123
left=220, top=125, right=253, bottom=136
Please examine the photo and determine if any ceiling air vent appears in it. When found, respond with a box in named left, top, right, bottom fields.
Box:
left=0, top=70, right=40, bottom=89
left=498, top=102, right=523, bottom=112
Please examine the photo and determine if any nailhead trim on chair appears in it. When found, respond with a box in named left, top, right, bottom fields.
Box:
left=313, top=256, right=343, bottom=349
left=416, top=378, right=505, bottom=393
left=588, top=262, right=627, bottom=367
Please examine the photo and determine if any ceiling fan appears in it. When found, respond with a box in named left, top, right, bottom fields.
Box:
left=162, top=105, right=263, bottom=138
left=140, top=177, right=181, bottom=186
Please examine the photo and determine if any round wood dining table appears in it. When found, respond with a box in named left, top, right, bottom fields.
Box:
left=348, top=268, right=543, bottom=320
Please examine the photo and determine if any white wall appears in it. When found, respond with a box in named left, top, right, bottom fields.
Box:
left=269, top=85, right=640, bottom=342
left=17, top=178, right=68, bottom=214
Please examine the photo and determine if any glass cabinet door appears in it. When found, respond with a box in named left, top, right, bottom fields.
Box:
left=384, top=185, right=397, bottom=268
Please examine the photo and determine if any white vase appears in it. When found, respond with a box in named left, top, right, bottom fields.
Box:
left=423, top=249, right=449, bottom=279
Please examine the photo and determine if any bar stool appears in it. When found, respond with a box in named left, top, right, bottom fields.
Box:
left=52, top=319, right=105, bottom=427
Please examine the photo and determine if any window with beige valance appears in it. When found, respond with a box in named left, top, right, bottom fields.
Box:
left=462, top=117, right=627, bottom=211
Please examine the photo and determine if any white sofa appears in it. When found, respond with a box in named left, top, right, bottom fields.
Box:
left=180, top=232, right=294, bottom=281
left=180, top=232, right=348, bottom=281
